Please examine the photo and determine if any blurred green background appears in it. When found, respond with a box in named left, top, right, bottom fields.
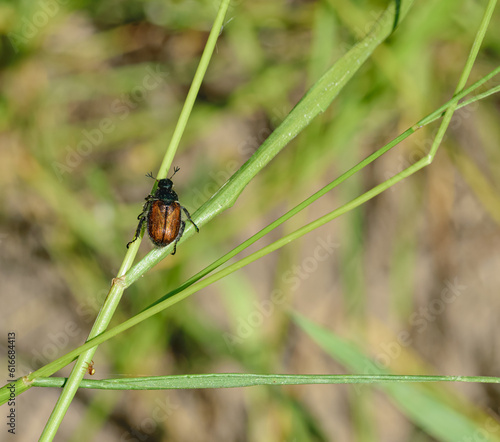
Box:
left=1, top=0, right=500, bottom=440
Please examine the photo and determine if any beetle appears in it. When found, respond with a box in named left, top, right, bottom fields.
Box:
left=127, top=167, right=199, bottom=254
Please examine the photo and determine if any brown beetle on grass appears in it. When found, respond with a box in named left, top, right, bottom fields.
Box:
left=127, top=167, right=199, bottom=254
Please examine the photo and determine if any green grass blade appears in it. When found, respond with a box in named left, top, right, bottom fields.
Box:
left=427, top=0, right=497, bottom=160
left=32, top=373, right=500, bottom=390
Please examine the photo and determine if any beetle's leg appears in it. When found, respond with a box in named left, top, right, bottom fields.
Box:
left=180, top=206, right=199, bottom=232
left=127, top=201, right=151, bottom=248
left=137, top=195, right=157, bottom=220
left=171, top=220, right=185, bottom=255
left=127, top=215, right=146, bottom=248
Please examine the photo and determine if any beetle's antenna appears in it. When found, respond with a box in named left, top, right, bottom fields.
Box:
left=145, top=172, right=157, bottom=181
left=169, top=166, right=180, bottom=179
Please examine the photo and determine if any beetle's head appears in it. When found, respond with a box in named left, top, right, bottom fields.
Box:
left=145, top=167, right=179, bottom=192
left=157, top=178, right=173, bottom=191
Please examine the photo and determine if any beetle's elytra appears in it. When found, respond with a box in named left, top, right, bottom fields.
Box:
left=127, top=168, right=199, bottom=254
